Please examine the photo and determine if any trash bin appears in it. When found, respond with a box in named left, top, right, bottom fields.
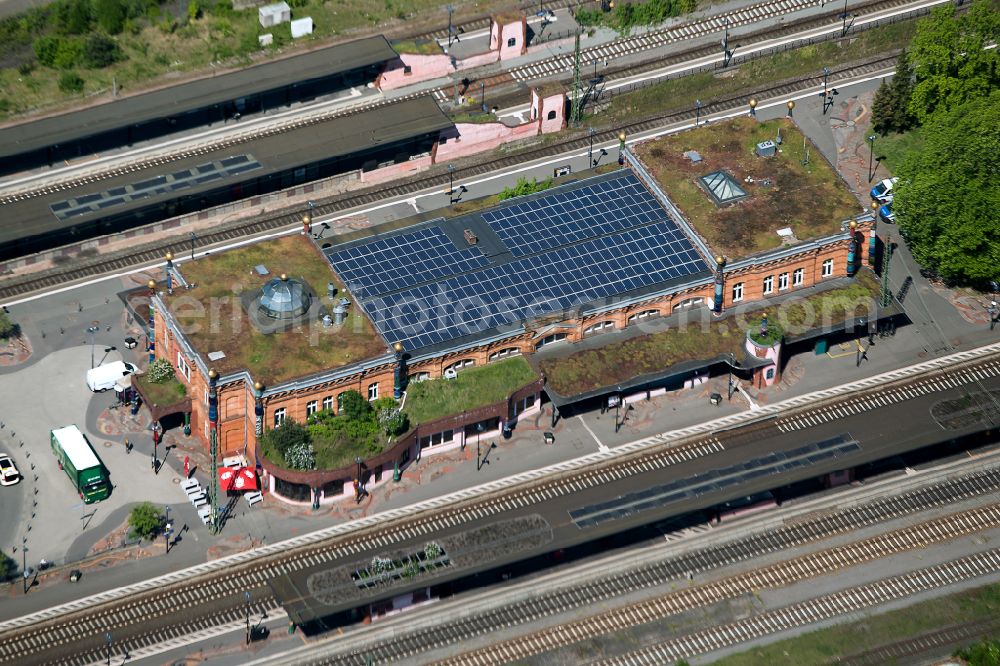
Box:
left=69, top=570, right=82, bottom=582
left=543, top=432, right=555, bottom=445
left=710, top=393, right=722, bottom=406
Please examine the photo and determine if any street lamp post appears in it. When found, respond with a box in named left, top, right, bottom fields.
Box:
left=786, top=100, right=795, bottom=117
left=695, top=99, right=703, bottom=127
left=475, top=423, right=485, bottom=471
left=728, top=353, right=737, bottom=401
left=446, top=5, right=455, bottom=49
left=21, top=536, right=28, bottom=594
left=867, top=134, right=877, bottom=183
left=617, top=131, right=626, bottom=165
left=87, top=322, right=100, bottom=369
left=588, top=127, right=596, bottom=167
left=748, top=97, right=757, bottom=118
left=151, top=421, right=162, bottom=474
left=480, top=81, right=487, bottom=113
left=820, top=67, right=838, bottom=114
left=721, top=17, right=733, bottom=66
left=105, top=632, right=112, bottom=666
left=447, top=163, right=457, bottom=199
left=355, top=456, right=364, bottom=502
left=245, top=591, right=252, bottom=644
left=189, top=232, right=197, bottom=262
left=841, top=0, right=853, bottom=36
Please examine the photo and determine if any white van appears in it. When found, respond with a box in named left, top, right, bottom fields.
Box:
left=86, top=361, right=138, bottom=392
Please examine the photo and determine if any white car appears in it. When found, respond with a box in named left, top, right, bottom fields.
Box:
left=870, top=177, right=899, bottom=203
left=0, top=455, right=20, bottom=486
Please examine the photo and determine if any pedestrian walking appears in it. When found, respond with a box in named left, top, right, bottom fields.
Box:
left=124, top=438, right=132, bottom=454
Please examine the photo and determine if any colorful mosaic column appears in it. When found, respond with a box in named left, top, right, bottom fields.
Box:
left=254, top=381, right=264, bottom=438
left=147, top=280, right=156, bottom=365
left=165, top=252, right=174, bottom=296
left=712, top=256, right=726, bottom=315
left=393, top=342, right=405, bottom=399
left=846, top=220, right=859, bottom=277
left=869, top=203, right=878, bottom=267
left=208, top=369, right=220, bottom=535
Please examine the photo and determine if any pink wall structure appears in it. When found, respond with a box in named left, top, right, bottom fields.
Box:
left=437, top=122, right=538, bottom=162
left=360, top=154, right=434, bottom=185
left=745, top=336, right=782, bottom=388
left=457, top=51, right=499, bottom=69
left=530, top=88, right=567, bottom=134
left=376, top=54, right=455, bottom=91
left=491, top=15, right=527, bottom=61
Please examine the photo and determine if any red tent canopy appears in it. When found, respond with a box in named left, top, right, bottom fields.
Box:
left=219, top=467, right=258, bottom=492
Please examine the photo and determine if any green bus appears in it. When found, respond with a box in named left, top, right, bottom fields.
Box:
left=51, top=425, right=111, bottom=503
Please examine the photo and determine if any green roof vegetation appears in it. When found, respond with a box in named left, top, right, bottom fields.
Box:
left=261, top=392, right=408, bottom=471
left=389, top=38, right=443, bottom=55
left=134, top=372, right=187, bottom=407
left=541, top=272, right=879, bottom=396
left=166, top=235, right=386, bottom=385
left=403, top=357, right=539, bottom=425
left=636, top=117, right=861, bottom=259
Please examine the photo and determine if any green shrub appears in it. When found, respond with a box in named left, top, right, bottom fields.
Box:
left=53, top=37, right=84, bottom=68
left=285, top=441, right=316, bottom=470
left=0, top=310, right=17, bottom=340
left=57, top=70, right=84, bottom=92
left=33, top=35, right=60, bottom=66
left=128, top=502, right=163, bottom=540
left=54, top=0, right=93, bottom=35
left=339, top=390, right=371, bottom=422
left=93, top=0, right=126, bottom=33
left=82, top=33, right=122, bottom=68
left=147, top=358, right=175, bottom=383
left=262, top=418, right=309, bottom=457
left=498, top=176, right=553, bottom=201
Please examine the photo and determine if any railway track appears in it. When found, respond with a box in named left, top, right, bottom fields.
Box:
left=255, top=473, right=1000, bottom=665
left=12, top=425, right=1000, bottom=665
left=0, top=51, right=896, bottom=303
left=589, top=547, right=1000, bottom=666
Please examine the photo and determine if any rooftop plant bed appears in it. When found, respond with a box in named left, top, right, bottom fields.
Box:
left=134, top=370, right=187, bottom=407
left=636, top=117, right=861, bottom=259
left=541, top=272, right=879, bottom=396
left=260, top=391, right=408, bottom=471
left=403, top=357, right=539, bottom=425
left=389, top=39, right=443, bottom=55
left=165, top=235, right=386, bottom=385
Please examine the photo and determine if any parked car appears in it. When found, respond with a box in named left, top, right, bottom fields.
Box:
left=0, top=454, right=20, bottom=486
left=879, top=202, right=895, bottom=224
left=870, top=177, right=899, bottom=203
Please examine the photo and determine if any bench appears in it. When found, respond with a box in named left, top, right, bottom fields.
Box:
left=192, top=496, right=208, bottom=509
left=197, top=506, right=211, bottom=525
left=181, top=478, right=200, bottom=493
left=244, top=491, right=263, bottom=507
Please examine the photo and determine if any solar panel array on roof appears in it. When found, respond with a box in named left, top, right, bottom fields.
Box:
left=325, top=227, right=489, bottom=297
left=48, top=154, right=262, bottom=221
left=482, top=174, right=667, bottom=257
left=568, top=434, right=860, bottom=529
left=325, top=171, right=710, bottom=352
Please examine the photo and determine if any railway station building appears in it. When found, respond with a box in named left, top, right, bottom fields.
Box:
left=144, top=126, right=878, bottom=505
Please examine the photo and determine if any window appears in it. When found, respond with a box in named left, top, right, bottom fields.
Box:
left=583, top=321, right=615, bottom=335
left=176, top=352, right=191, bottom=381
left=766, top=368, right=775, bottom=380
left=535, top=332, right=567, bottom=350
left=322, top=395, right=333, bottom=412
left=273, top=408, right=286, bottom=427
left=506, top=37, right=516, bottom=47
left=627, top=309, right=659, bottom=324
left=778, top=272, right=789, bottom=291
left=673, top=297, right=705, bottom=311
left=762, top=276, right=774, bottom=295
left=546, top=110, right=556, bottom=120
left=420, top=429, right=454, bottom=450
left=409, top=371, right=431, bottom=382
left=444, top=359, right=475, bottom=374
left=822, top=259, right=834, bottom=277
left=306, top=400, right=318, bottom=417
left=368, top=383, right=378, bottom=401
left=489, top=348, right=521, bottom=362
left=337, top=392, right=347, bottom=412
left=732, top=283, right=744, bottom=302
left=793, top=268, right=804, bottom=286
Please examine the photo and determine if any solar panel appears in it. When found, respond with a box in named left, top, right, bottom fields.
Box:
left=326, top=226, right=489, bottom=298
left=482, top=172, right=669, bottom=257
left=366, top=222, right=707, bottom=350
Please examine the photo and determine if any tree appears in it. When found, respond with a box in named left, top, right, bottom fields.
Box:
left=128, top=502, right=163, bottom=540
left=373, top=397, right=408, bottom=436
left=907, top=2, right=1000, bottom=124
left=54, top=0, right=93, bottom=35
left=871, top=51, right=917, bottom=135
left=339, top=390, right=371, bottom=422
left=58, top=70, right=84, bottom=93
left=81, top=33, right=122, bottom=68
left=955, top=637, right=1000, bottom=666
left=33, top=36, right=61, bottom=67
left=0, top=310, right=17, bottom=340
left=894, top=90, right=1000, bottom=284
left=261, top=418, right=309, bottom=457
left=92, top=0, right=125, bottom=33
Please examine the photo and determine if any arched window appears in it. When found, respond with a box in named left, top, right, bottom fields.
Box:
left=583, top=321, right=615, bottom=335
left=507, top=37, right=516, bottom=47
left=409, top=371, right=431, bottom=382
left=535, top=332, right=567, bottom=350
left=444, top=359, right=475, bottom=374
left=488, top=348, right=521, bottom=362
left=627, top=310, right=659, bottom=324
left=673, top=297, right=706, bottom=311
left=546, top=110, right=557, bottom=120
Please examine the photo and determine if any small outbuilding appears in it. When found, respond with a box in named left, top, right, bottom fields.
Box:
left=259, top=1, right=290, bottom=27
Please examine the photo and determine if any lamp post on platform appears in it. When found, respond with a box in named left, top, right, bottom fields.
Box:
left=748, top=98, right=757, bottom=118
left=617, top=131, right=626, bottom=165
